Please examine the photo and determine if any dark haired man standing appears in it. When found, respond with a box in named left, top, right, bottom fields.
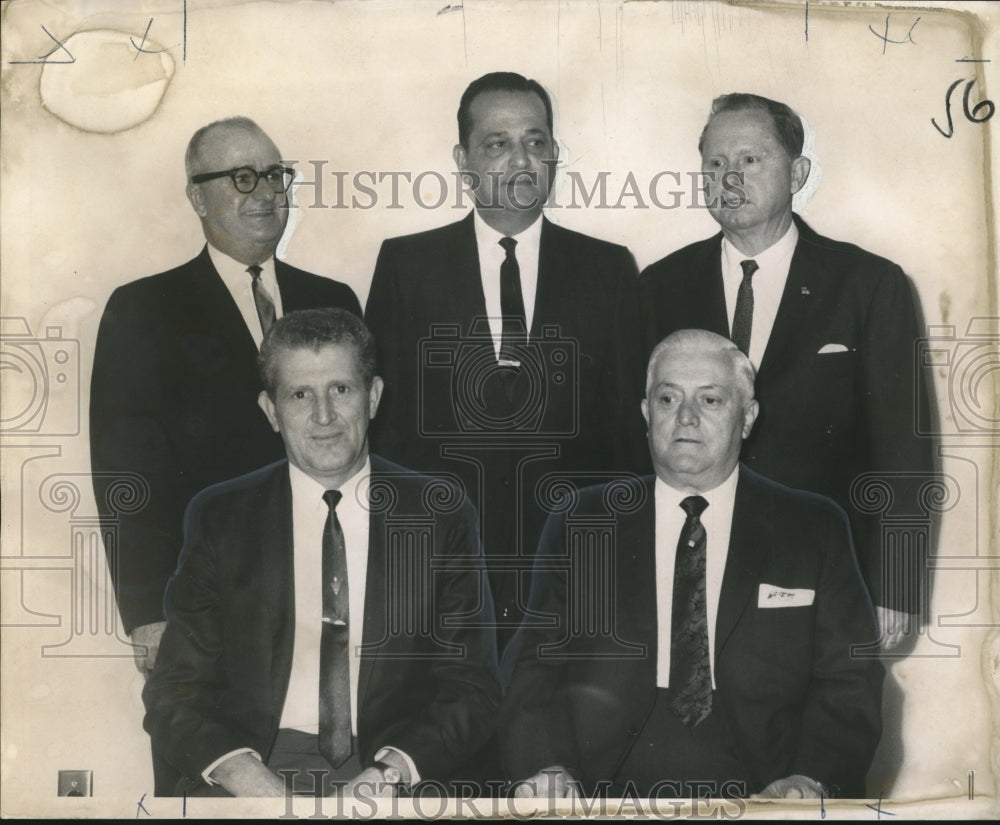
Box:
left=366, top=72, right=648, bottom=652
left=639, top=94, right=934, bottom=650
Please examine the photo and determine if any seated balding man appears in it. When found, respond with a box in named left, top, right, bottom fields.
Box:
left=500, top=329, right=883, bottom=800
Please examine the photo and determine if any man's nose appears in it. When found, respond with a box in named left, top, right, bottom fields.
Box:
left=677, top=400, right=698, bottom=426
left=313, top=395, right=335, bottom=425
left=508, top=142, right=530, bottom=169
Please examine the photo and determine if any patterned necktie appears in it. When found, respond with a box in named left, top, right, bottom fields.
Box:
left=247, top=264, right=276, bottom=336
left=319, top=489, right=352, bottom=766
left=730, top=259, right=758, bottom=356
left=498, top=236, right=527, bottom=364
left=669, top=494, right=712, bottom=727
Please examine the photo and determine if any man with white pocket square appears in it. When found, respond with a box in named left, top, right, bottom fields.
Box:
left=500, top=330, right=882, bottom=800
left=638, top=94, right=934, bottom=650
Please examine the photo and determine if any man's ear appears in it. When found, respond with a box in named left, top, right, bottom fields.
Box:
left=742, top=398, right=759, bottom=439
left=452, top=143, right=467, bottom=175
left=186, top=182, right=208, bottom=217
left=258, top=391, right=280, bottom=433
left=368, top=376, right=384, bottom=420
left=790, top=156, right=811, bottom=195
left=640, top=397, right=650, bottom=429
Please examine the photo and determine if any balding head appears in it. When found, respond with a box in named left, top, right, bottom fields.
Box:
left=184, top=117, right=288, bottom=265
left=184, top=116, right=277, bottom=180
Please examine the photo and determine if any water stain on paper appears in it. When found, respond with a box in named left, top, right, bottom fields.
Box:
left=40, top=30, right=174, bottom=134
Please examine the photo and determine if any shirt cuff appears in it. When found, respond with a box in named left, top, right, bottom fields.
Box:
left=374, top=746, right=420, bottom=785
left=202, top=748, right=261, bottom=785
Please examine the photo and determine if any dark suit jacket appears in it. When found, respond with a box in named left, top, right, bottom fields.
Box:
left=142, top=455, right=500, bottom=786
left=638, top=215, right=935, bottom=613
left=90, top=247, right=361, bottom=633
left=500, top=466, right=883, bottom=798
left=365, top=213, right=649, bottom=637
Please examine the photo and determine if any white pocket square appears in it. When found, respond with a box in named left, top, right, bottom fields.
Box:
left=817, top=343, right=850, bottom=354
left=758, top=584, right=815, bottom=607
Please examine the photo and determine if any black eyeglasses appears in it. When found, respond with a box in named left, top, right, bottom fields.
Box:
left=190, top=165, right=295, bottom=194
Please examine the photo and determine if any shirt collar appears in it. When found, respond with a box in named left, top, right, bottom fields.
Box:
left=472, top=209, right=543, bottom=250
left=654, top=464, right=740, bottom=512
left=287, top=457, right=372, bottom=510
left=206, top=242, right=276, bottom=287
left=721, top=218, right=799, bottom=272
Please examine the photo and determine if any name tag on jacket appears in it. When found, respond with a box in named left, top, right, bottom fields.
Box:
left=758, top=584, right=815, bottom=607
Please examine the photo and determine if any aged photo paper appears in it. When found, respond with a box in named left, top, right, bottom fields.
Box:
left=1, top=0, right=997, bottom=818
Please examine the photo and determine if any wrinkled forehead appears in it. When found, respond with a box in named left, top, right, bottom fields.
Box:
left=193, top=125, right=281, bottom=172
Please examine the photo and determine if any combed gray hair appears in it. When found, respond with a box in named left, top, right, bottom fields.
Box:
left=645, top=329, right=756, bottom=401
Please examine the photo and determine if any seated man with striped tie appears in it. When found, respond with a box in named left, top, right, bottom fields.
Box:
left=499, top=329, right=883, bottom=800
left=143, top=308, right=500, bottom=797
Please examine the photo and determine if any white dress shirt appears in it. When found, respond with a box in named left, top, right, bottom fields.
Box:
left=281, top=461, right=370, bottom=735
left=654, top=467, right=739, bottom=689
left=207, top=243, right=284, bottom=348
left=720, top=221, right=798, bottom=371
left=472, top=210, right=542, bottom=360
left=204, top=459, right=417, bottom=784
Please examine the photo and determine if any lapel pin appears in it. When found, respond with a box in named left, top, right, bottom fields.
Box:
left=801, top=286, right=811, bottom=296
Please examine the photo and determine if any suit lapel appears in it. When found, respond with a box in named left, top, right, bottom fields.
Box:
left=356, top=457, right=390, bottom=717
left=260, top=463, right=296, bottom=713
left=185, top=246, right=259, bottom=358
left=454, top=213, right=490, bottom=333
left=688, top=234, right=731, bottom=336
left=756, top=216, right=824, bottom=386
left=715, top=467, right=769, bottom=655
left=275, top=260, right=305, bottom=311
left=532, top=218, right=565, bottom=338
left=616, top=478, right=659, bottom=673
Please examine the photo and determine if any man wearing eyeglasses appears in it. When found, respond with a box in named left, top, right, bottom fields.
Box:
left=89, top=116, right=361, bottom=794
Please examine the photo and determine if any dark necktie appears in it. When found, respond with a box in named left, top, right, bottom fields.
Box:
left=730, top=259, right=758, bottom=356
left=247, top=264, right=276, bottom=336
left=668, top=494, right=712, bottom=727
left=498, top=236, right=527, bottom=364
left=319, top=489, right=352, bottom=767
